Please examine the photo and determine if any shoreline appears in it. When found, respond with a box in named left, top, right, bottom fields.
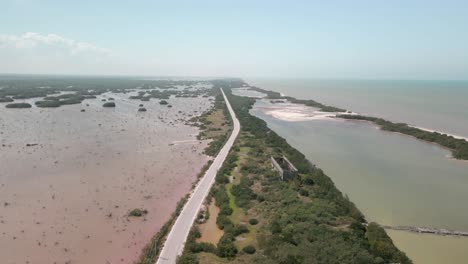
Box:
left=177, top=84, right=412, bottom=263
left=241, top=88, right=468, bottom=161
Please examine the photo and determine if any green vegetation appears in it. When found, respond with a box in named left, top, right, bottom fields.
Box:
left=0, top=77, right=214, bottom=112
left=159, top=100, right=169, bottom=105
left=242, top=245, right=256, bottom=254
left=41, top=93, right=90, bottom=107
left=337, top=114, right=468, bottom=160
left=35, top=100, right=62, bottom=107
left=138, top=107, right=147, bottom=112
left=102, top=102, right=116, bottom=107
left=129, top=208, right=148, bottom=217
left=191, top=91, right=232, bottom=157
left=5, top=103, right=32, bottom=108
left=248, top=218, right=258, bottom=225
left=179, top=81, right=411, bottom=264
left=366, top=222, right=411, bottom=263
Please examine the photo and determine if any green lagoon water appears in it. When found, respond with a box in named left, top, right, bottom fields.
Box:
left=243, top=79, right=468, bottom=263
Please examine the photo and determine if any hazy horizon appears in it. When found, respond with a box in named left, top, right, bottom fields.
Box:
left=1, top=73, right=468, bottom=82
left=2, top=0, right=468, bottom=79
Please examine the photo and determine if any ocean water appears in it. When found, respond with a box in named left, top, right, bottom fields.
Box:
left=248, top=78, right=468, bottom=138
left=239, top=79, right=468, bottom=264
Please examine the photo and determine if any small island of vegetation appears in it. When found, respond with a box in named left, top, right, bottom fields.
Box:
left=102, top=102, right=116, bottom=107
left=5, top=103, right=32, bottom=108
left=129, top=208, right=148, bottom=217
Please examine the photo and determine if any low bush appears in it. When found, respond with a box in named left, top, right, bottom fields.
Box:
left=5, top=103, right=32, bottom=108
left=103, top=102, right=116, bottom=107
left=129, top=208, right=148, bottom=217
left=249, top=218, right=259, bottom=225
left=242, top=245, right=256, bottom=254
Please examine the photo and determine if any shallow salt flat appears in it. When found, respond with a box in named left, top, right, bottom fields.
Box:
left=0, top=93, right=212, bottom=264
left=231, top=87, right=267, bottom=98
left=253, top=99, right=338, bottom=121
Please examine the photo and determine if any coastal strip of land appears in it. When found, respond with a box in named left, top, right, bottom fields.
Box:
left=383, top=225, right=468, bottom=237
left=156, top=88, right=240, bottom=264
left=336, top=114, right=468, bottom=160
left=175, top=81, right=411, bottom=264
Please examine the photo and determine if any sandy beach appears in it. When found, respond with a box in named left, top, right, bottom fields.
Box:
left=252, top=99, right=339, bottom=122
left=0, top=92, right=212, bottom=263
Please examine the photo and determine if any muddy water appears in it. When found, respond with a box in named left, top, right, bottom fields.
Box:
left=249, top=98, right=468, bottom=264
left=0, top=93, right=212, bottom=263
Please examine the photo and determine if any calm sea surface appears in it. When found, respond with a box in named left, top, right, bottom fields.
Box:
left=244, top=78, right=468, bottom=264
left=248, top=78, right=468, bottom=138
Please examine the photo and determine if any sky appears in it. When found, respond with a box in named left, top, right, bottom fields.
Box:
left=1, top=0, right=468, bottom=79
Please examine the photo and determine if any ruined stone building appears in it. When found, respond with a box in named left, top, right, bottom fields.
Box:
left=271, top=155, right=298, bottom=180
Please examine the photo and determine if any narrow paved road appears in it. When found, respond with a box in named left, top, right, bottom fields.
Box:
left=156, top=88, right=240, bottom=264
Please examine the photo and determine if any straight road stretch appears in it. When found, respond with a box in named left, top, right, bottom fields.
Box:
left=156, top=88, right=240, bottom=264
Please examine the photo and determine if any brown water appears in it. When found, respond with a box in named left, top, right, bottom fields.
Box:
left=0, top=92, right=212, bottom=263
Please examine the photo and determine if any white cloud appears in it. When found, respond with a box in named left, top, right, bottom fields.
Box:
left=0, top=32, right=110, bottom=55
left=0, top=32, right=117, bottom=74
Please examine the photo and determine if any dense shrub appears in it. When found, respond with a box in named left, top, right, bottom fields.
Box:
left=189, top=242, right=216, bottom=254
left=233, top=225, right=249, bottom=236
left=103, top=102, right=116, bottom=107
left=242, top=245, right=256, bottom=254
left=35, top=100, right=61, bottom=107
left=337, top=114, right=468, bottom=160
left=249, top=218, right=259, bottom=225
left=299, top=188, right=309, bottom=197
left=177, top=253, right=199, bottom=264
left=366, top=223, right=411, bottom=264
left=5, top=103, right=32, bottom=108
left=217, top=234, right=238, bottom=258
left=231, top=176, right=256, bottom=208
left=129, top=208, right=148, bottom=217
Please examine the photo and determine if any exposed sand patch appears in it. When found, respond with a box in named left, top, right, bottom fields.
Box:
left=197, top=201, right=223, bottom=245
left=0, top=93, right=212, bottom=263
left=254, top=99, right=340, bottom=122
left=413, top=126, right=468, bottom=141
left=231, top=87, right=267, bottom=98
